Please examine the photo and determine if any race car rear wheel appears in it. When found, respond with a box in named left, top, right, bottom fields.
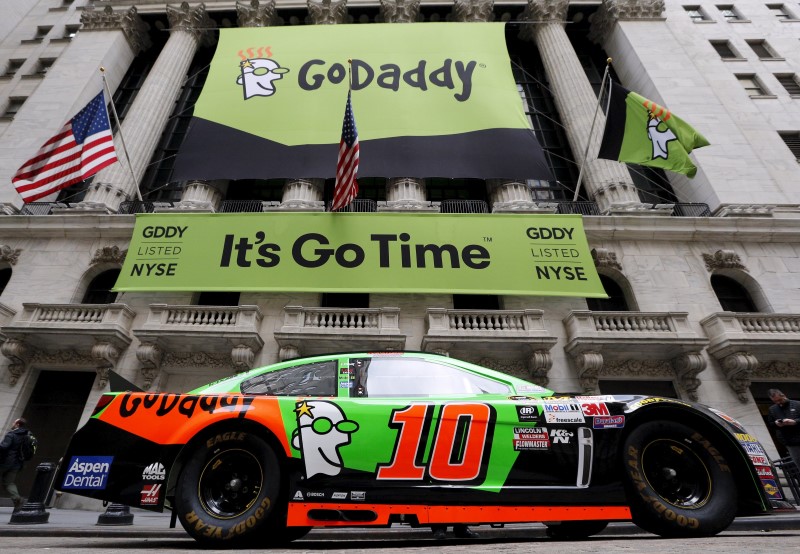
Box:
left=176, top=431, right=282, bottom=546
left=623, top=421, right=737, bottom=538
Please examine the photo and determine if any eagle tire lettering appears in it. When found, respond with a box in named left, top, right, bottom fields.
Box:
left=176, top=431, right=281, bottom=546
left=622, top=421, right=736, bottom=538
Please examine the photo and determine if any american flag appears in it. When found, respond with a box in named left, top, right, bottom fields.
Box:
left=12, top=91, right=118, bottom=203
left=331, top=90, right=359, bottom=211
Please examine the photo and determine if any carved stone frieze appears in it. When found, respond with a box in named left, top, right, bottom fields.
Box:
left=1, top=338, right=30, bottom=386
left=601, top=358, right=671, bottom=377
left=753, top=360, right=800, bottom=379
left=307, top=0, right=348, bottom=25
left=166, top=2, right=216, bottom=46
left=703, top=250, right=747, bottom=272
left=721, top=351, right=759, bottom=402
left=32, top=349, right=94, bottom=366
left=0, top=245, right=21, bottom=265
left=591, top=248, right=622, bottom=271
left=165, top=351, right=234, bottom=370
left=473, top=357, right=527, bottom=376
left=236, top=0, right=277, bottom=27
left=80, top=6, right=151, bottom=54
left=589, top=0, right=666, bottom=44
left=453, top=0, right=495, bottom=22
left=379, top=0, right=421, bottom=23
left=91, top=245, right=127, bottom=266
left=672, top=352, right=706, bottom=401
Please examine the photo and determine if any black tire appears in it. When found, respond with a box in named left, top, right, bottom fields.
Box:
left=545, top=520, right=608, bottom=539
left=622, top=421, right=737, bottom=538
left=176, top=431, right=282, bottom=546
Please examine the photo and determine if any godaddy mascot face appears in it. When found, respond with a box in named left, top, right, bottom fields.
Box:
left=292, top=400, right=359, bottom=479
left=237, top=58, right=289, bottom=99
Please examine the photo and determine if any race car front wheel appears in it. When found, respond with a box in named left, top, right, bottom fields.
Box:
left=623, top=421, right=737, bottom=538
left=176, top=431, right=282, bottom=546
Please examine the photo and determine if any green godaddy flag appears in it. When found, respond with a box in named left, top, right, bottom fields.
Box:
left=598, top=81, right=709, bottom=178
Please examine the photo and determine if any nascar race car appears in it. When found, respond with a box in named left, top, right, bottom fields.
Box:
left=55, top=352, right=782, bottom=546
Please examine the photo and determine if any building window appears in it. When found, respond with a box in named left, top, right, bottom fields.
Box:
left=2, top=97, right=26, bottom=118
left=716, top=4, right=744, bottom=20
left=711, top=275, right=757, bottom=312
left=35, top=58, right=55, bottom=75
left=737, top=74, right=769, bottom=96
left=0, top=268, right=11, bottom=296
left=779, top=132, right=800, bottom=160
left=81, top=270, right=120, bottom=304
left=31, top=26, right=52, bottom=41
left=64, top=25, right=79, bottom=39
left=746, top=39, right=780, bottom=59
left=710, top=40, right=740, bottom=59
left=3, top=59, right=25, bottom=77
left=586, top=275, right=630, bottom=312
left=684, top=5, right=712, bottom=21
left=775, top=74, right=800, bottom=95
left=766, top=4, right=796, bottom=19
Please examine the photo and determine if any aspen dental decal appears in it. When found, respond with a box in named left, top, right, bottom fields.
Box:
left=114, top=213, right=606, bottom=298
left=172, top=23, right=552, bottom=181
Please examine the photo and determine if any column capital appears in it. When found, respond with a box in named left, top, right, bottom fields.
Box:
left=80, top=6, right=151, bottom=54
left=519, top=0, right=568, bottom=41
left=453, top=0, right=494, bottom=22
left=590, top=0, right=666, bottom=44
left=379, top=0, right=421, bottom=23
left=167, top=2, right=216, bottom=46
left=236, top=0, right=277, bottom=27
left=307, top=0, right=348, bottom=25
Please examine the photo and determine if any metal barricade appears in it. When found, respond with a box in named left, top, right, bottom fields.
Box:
left=774, top=456, right=800, bottom=505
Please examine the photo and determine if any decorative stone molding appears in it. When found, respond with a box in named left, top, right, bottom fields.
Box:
left=232, top=344, right=256, bottom=371
left=307, top=0, right=348, bottom=25
left=604, top=202, right=673, bottom=216
left=80, top=6, right=151, bottom=54
left=381, top=178, right=435, bottom=212
left=755, top=360, right=800, bottom=378
left=521, top=0, right=569, bottom=28
left=137, top=342, right=163, bottom=369
left=279, top=345, right=300, bottom=361
left=453, top=0, right=495, bottom=22
left=174, top=180, right=225, bottom=212
left=92, top=341, right=120, bottom=369
left=721, top=351, right=758, bottom=402
left=602, top=358, right=671, bottom=377
left=166, top=351, right=235, bottom=370
left=166, top=2, right=216, bottom=46
left=379, top=0, right=421, bottom=23
left=0, top=203, right=20, bottom=216
left=591, top=248, right=622, bottom=270
left=1, top=338, right=30, bottom=386
left=529, top=349, right=552, bottom=387
left=91, top=246, right=127, bottom=266
left=575, top=350, right=604, bottom=394
left=589, top=0, right=666, bottom=44
left=96, top=367, right=110, bottom=389
left=0, top=245, right=21, bottom=265
left=702, top=250, right=747, bottom=272
left=713, top=204, right=775, bottom=218
left=236, top=0, right=277, bottom=27
left=672, top=351, right=706, bottom=401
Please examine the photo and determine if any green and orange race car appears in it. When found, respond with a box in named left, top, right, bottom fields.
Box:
left=56, top=352, right=783, bottom=546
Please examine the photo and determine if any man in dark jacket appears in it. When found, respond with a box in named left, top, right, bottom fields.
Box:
left=0, top=418, right=30, bottom=511
left=768, top=389, right=800, bottom=468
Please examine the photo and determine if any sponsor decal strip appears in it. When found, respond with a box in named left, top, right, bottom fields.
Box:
left=287, top=503, right=631, bottom=527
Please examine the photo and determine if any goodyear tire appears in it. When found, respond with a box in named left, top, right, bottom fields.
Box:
left=545, top=521, right=608, bottom=539
left=623, top=421, right=737, bottom=538
left=176, top=431, right=281, bottom=547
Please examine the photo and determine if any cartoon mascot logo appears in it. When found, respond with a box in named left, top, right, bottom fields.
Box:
left=292, top=400, right=359, bottom=479
left=236, top=47, right=290, bottom=99
left=642, top=100, right=676, bottom=161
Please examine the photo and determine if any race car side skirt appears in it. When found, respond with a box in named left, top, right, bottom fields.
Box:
left=286, top=502, right=632, bottom=527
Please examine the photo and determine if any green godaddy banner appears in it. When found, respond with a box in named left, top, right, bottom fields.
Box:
left=171, top=23, right=552, bottom=181
left=114, top=213, right=606, bottom=297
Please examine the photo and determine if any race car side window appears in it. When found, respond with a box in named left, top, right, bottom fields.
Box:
left=364, top=357, right=511, bottom=397
left=240, top=360, right=337, bottom=396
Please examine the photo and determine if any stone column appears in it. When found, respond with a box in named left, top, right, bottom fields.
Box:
left=521, top=0, right=642, bottom=213
left=77, top=2, right=215, bottom=213
left=374, top=1, right=434, bottom=212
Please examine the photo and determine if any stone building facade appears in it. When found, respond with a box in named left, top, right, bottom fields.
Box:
left=0, top=0, right=799, bottom=505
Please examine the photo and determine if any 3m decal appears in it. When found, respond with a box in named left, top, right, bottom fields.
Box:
left=142, top=462, right=166, bottom=481
left=291, top=400, right=359, bottom=479
left=62, top=456, right=113, bottom=490
left=593, top=415, right=625, bottom=429
left=579, top=402, right=609, bottom=417
left=141, top=483, right=162, bottom=505
left=377, top=403, right=494, bottom=482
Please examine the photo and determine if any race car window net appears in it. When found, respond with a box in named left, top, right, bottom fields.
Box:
left=363, top=357, right=512, bottom=397
left=240, top=360, right=337, bottom=396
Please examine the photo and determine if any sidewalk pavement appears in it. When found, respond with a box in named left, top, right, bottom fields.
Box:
left=1, top=506, right=799, bottom=540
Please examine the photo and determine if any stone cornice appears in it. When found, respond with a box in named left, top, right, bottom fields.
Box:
left=379, top=0, right=421, bottom=23
left=80, top=5, right=152, bottom=54
left=590, top=0, right=666, bottom=44
left=453, top=0, right=494, bottom=22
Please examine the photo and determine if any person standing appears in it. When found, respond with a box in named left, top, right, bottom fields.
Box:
left=767, top=389, right=800, bottom=468
left=0, top=418, right=30, bottom=512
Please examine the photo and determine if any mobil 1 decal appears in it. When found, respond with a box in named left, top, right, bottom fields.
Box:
left=377, top=403, right=496, bottom=483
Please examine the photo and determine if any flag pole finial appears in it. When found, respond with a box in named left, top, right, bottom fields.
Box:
left=606, top=58, right=612, bottom=65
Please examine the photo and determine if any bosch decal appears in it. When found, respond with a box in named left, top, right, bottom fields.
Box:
left=62, top=456, right=114, bottom=490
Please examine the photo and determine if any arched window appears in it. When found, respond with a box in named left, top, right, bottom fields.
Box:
left=0, top=267, right=11, bottom=296
left=586, top=275, right=629, bottom=311
left=711, top=274, right=758, bottom=312
left=81, top=270, right=120, bottom=304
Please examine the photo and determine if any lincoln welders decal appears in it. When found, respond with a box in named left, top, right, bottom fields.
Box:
left=292, top=400, right=359, bottom=479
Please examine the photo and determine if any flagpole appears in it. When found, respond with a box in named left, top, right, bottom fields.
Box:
left=572, top=58, right=613, bottom=202
left=99, top=67, right=142, bottom=202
